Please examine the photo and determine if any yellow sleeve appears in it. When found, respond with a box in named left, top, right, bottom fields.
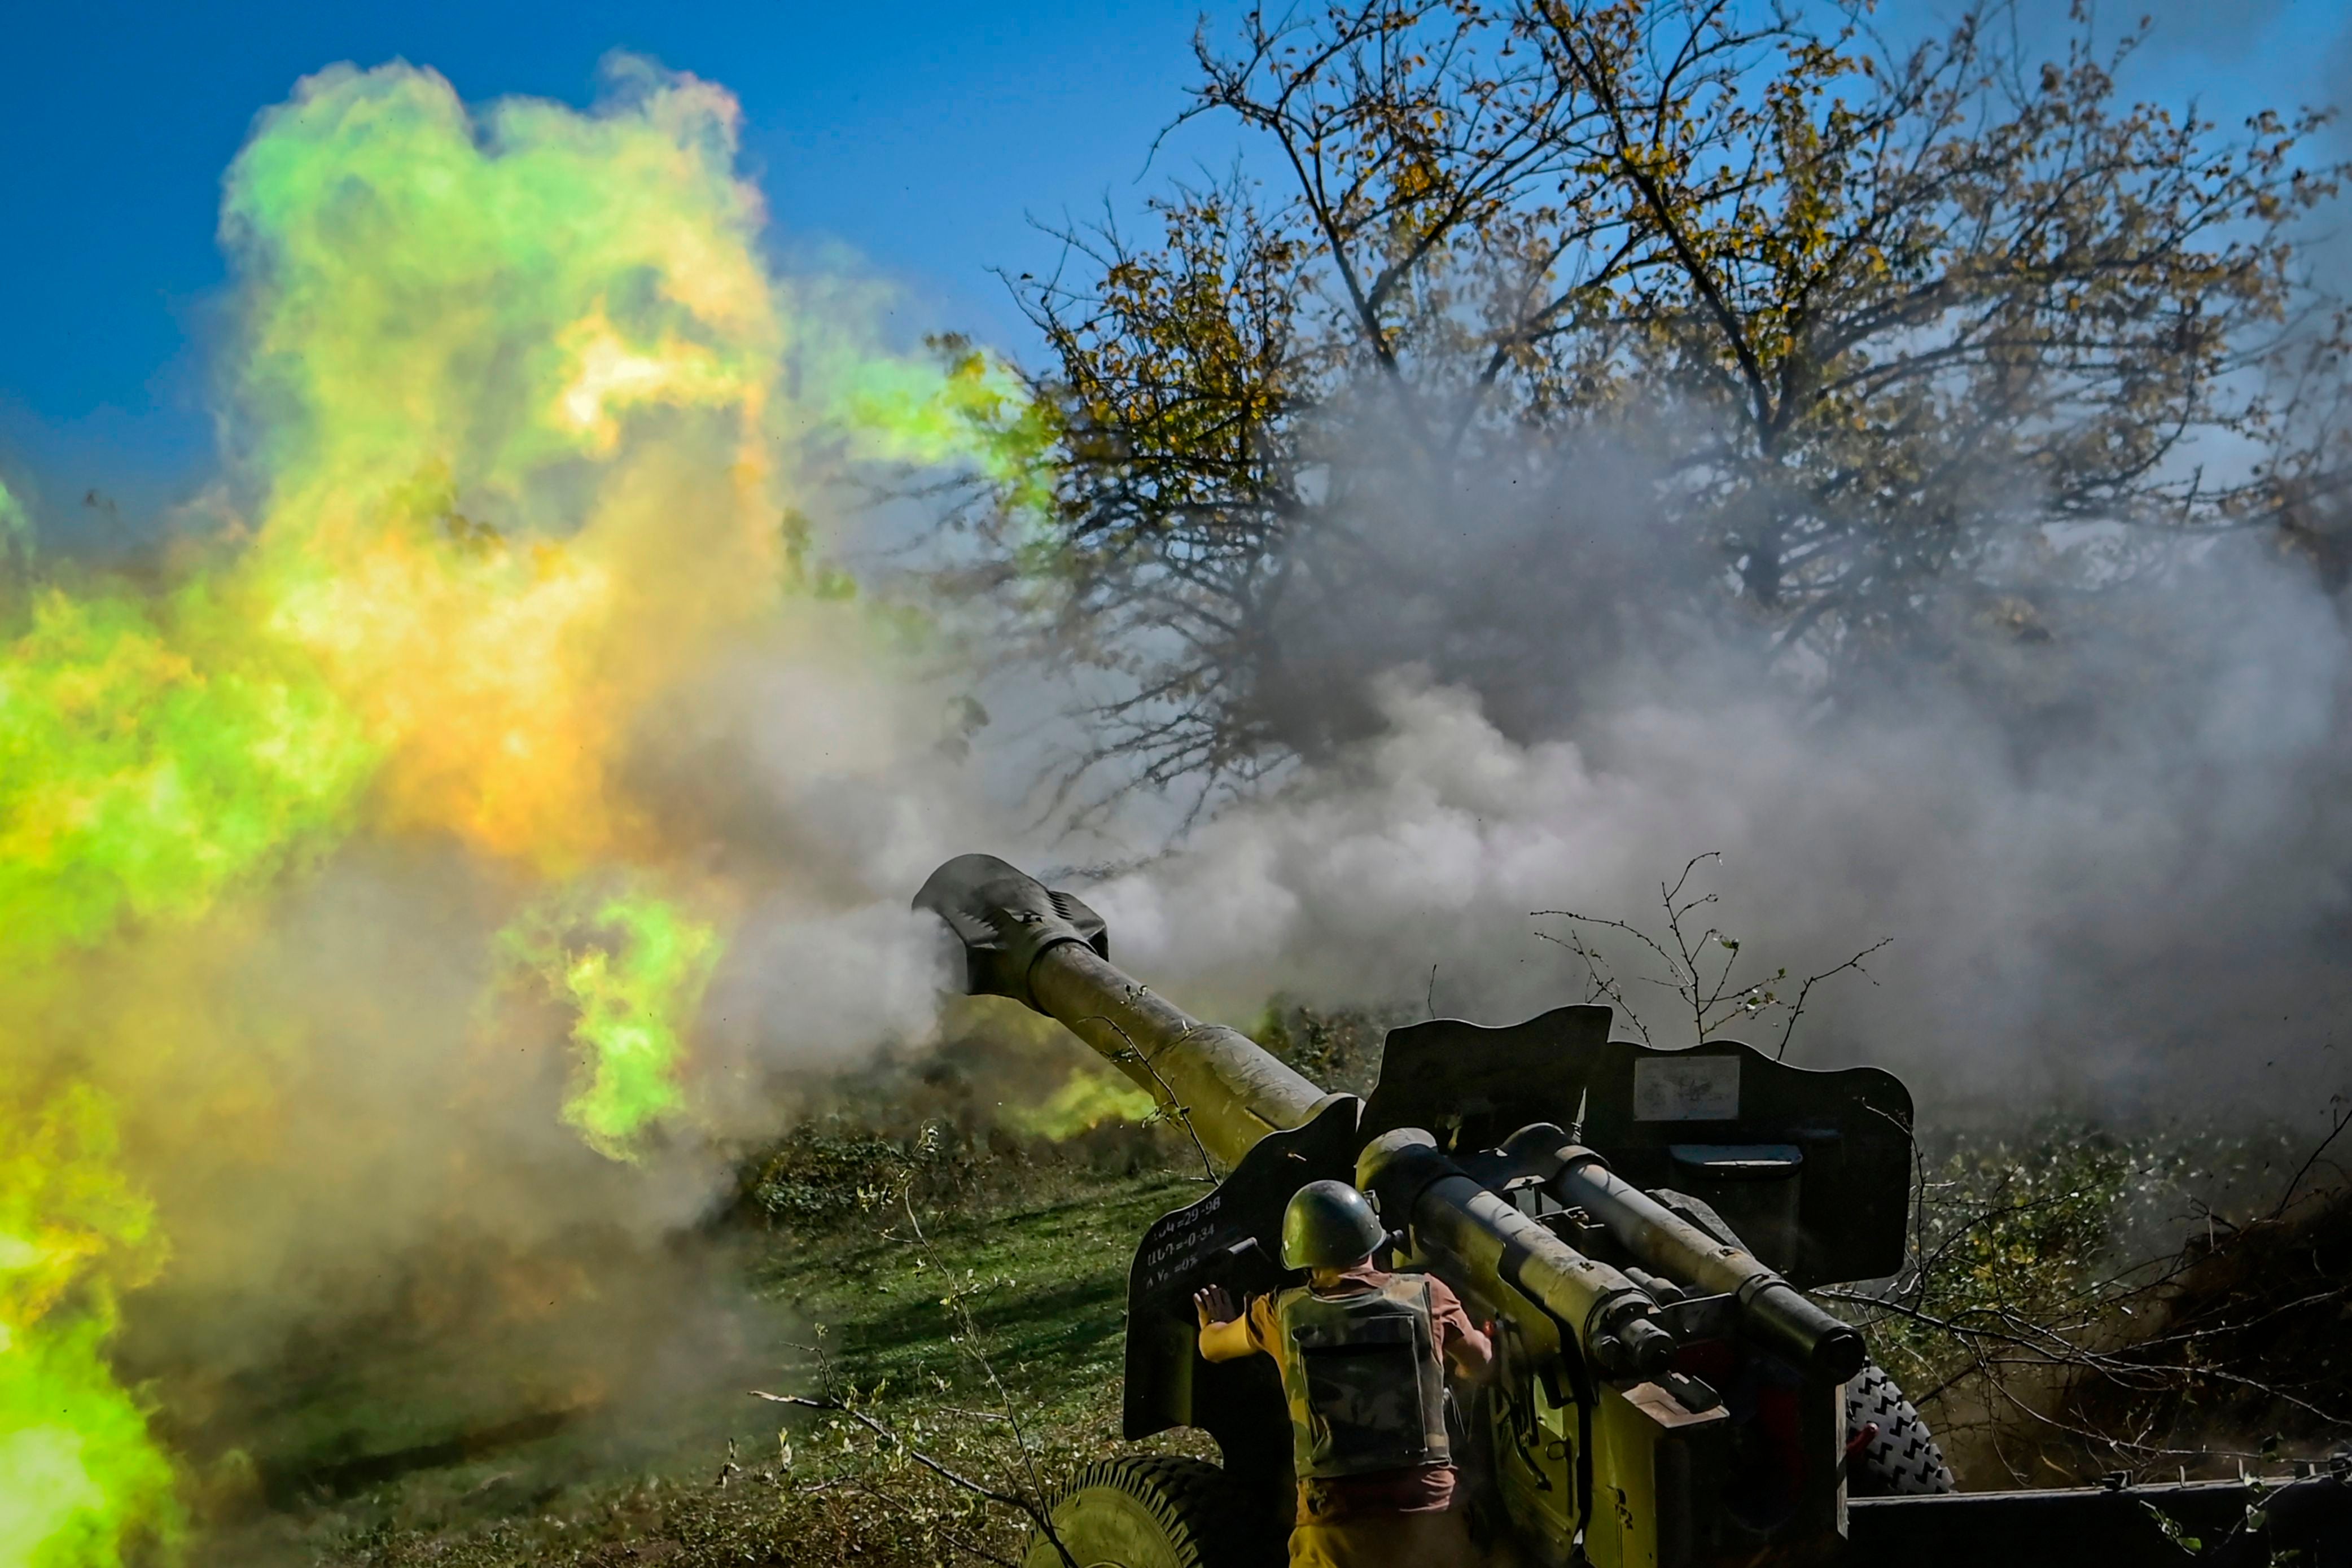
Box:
left=1243, top=1292, right=1282, bottom=1357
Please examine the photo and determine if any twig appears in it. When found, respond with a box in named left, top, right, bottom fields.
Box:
left=1535, top=853, right=1884, bottom=1054
left=748, top=1392, right=1035, bottom=1567
left=1076, top=1008, right=1219, bottom=1182
left=898, top=1188, right=1080, bottom=1568
left=747, top=1179, right=1084, bottom=1568
left=2268, top=1093, right=2352, bottom=1221
left=1530, top=924, right=1652, bottom=1043
left=1773, top=938, right=1893, bottom=1060
left=1659, top=853, right=1728, bottom=1043
left=1834, top=1108, right=2352, bottom=1479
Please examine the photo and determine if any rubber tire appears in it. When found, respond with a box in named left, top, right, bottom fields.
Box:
left=1845, top=1364, right=1957, bottom=1496
left=1023, top=1456, right=1239, bottom=1568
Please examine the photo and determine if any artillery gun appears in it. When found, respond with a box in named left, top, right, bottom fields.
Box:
left=916, top=854, right=2349, bottom=1567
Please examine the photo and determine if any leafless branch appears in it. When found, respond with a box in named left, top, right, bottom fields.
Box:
left=1773, top=938, right=1893, bottom=1061
left=1075, top=1010, right=1219, bottom=1182
left=1534, top=853, right=1885, bottom=1054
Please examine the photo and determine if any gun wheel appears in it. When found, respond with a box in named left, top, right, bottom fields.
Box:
left=1846, top=1364, right=1957, bottom=1496
left=1023, top=1456, right=1240, bottom=1568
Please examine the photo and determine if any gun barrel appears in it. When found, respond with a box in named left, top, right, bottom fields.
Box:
left=1359, top=1129, right=1674, bottom=1378
left=916, top=855, right=1327, bottom=1167
left=1547, top=1144, right=1865, bottom=1382
left=1030, top=941, right=1327, bottom=1165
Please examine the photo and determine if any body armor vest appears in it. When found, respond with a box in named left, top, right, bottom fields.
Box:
left=1273, top=1275, right=1453, bottom=1479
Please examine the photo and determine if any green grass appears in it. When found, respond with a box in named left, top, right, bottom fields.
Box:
left=751, top=1172, right=1202, bottom=1419
left=190, top=1164, right=1199, bottom=1568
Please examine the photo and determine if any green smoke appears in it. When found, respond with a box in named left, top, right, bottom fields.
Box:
left=501, top=882, right=722, bottom=1161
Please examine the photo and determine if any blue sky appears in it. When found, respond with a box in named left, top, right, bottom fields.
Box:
left=2, top=0, right=2345, bottom=531
left=0, top=0, right=1226, bottom=524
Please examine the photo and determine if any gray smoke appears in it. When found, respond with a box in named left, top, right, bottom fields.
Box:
left=1051, top=441, right=2352, bottom=1129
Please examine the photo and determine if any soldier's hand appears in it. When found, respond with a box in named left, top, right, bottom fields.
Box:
left=1193, top=1284, right=1238, bottom=1328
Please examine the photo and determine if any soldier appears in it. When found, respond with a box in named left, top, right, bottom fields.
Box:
left=1195, top=1179, right=1493, bottom=1568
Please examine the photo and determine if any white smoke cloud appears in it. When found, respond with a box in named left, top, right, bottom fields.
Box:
left=1074, top=532, right=2352, bottom=1127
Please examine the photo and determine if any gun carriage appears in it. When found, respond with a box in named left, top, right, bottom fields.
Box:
left=916, top=854, right=2347, bottom=1568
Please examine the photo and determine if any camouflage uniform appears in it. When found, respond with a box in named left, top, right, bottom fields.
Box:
left=1241, top=1264, right=1482, bottom=1568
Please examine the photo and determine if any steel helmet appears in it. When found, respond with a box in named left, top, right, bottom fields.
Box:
left=1280, top=1180, right=1387, bottom=1269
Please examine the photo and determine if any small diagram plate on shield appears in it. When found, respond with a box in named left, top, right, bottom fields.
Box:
left=1633, top=1055, right=1740, bottom=1122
